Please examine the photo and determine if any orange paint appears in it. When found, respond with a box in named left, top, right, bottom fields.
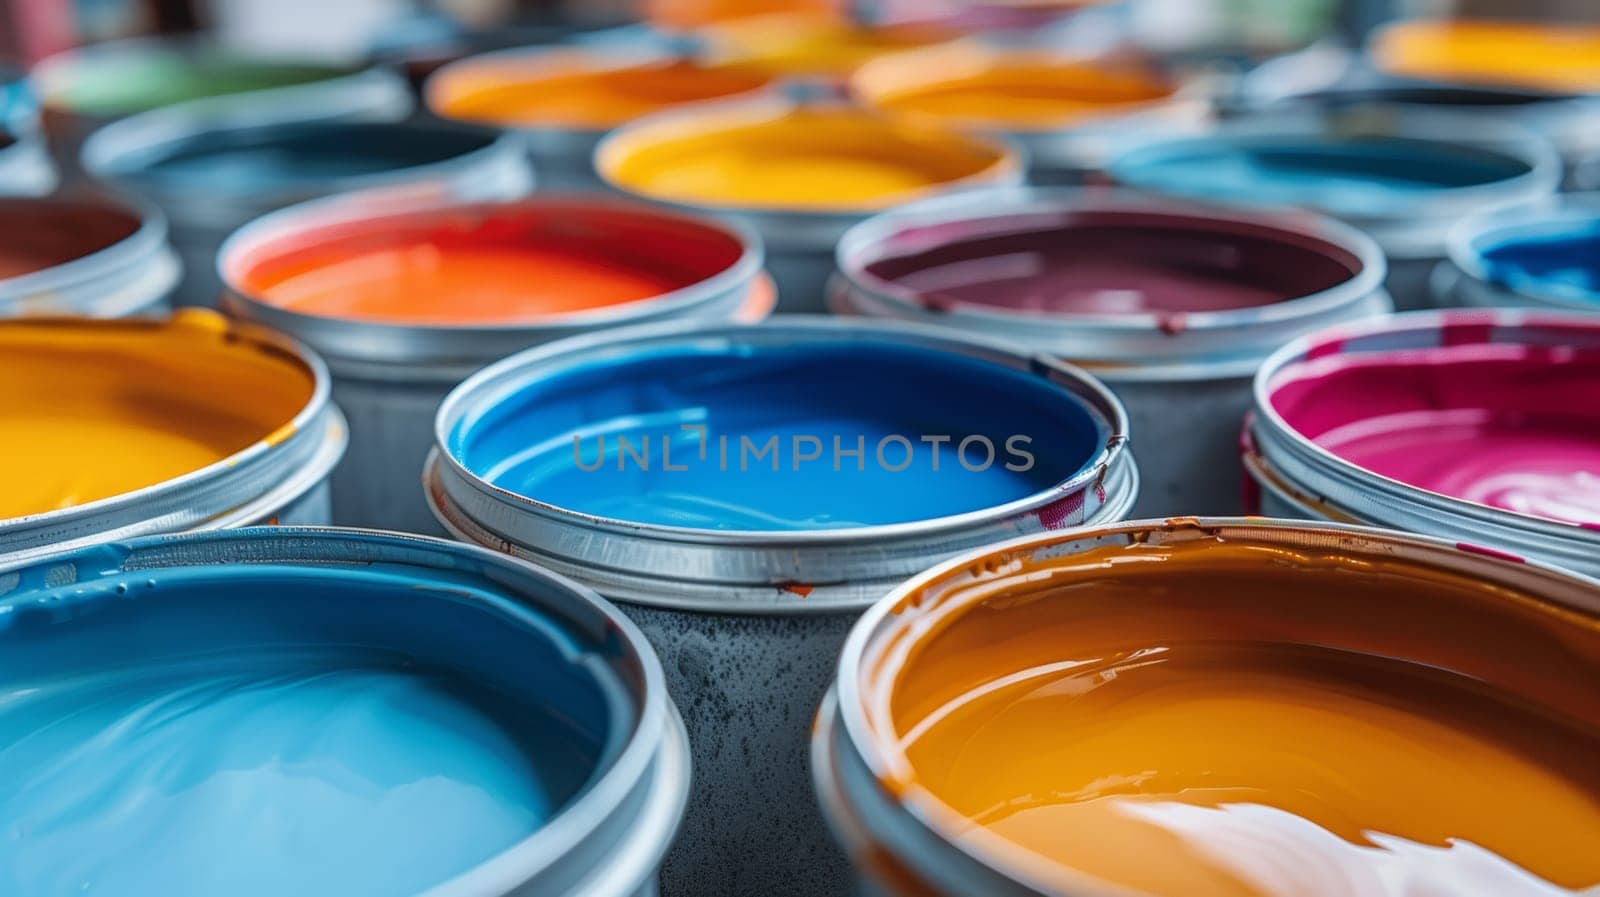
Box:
left=0, top=312, right=314, bottom=519
left=1373, top=20, right=1600, bottom=94
left=857, top=530, right=1600, bottom=896
left=643, top=0, right=841, bottom=30
left=700, top=13, right=959, bottom=78
left=229, top=202, right=751, bottom=326
left=427, top=53, right=773, bottom=131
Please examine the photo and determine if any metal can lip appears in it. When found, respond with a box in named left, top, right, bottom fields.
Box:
left=0, top=313, right=347, bottom=562
left=1443, top=191, right=1600, bottom=310
left=0, top=191, right=179, bottom=314
left=821, top=516, right=1600, bottom=897
left=0, top=526, right=690, bottom=897
left=218, top=191, right=766, bottom=373
left=1249, top=309, right=1600, bottom=569
left=1106, top=104, right=1563, bottom=260
left=833, top=186, right=1391, bottom=375
left=428, top=315, right=1137, bottom=612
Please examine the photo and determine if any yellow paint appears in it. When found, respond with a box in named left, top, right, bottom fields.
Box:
left=1373, top=19, right=1600, bottom=94
left=700, top=13, right=958, bottom=78
left=427, top=52, right=772, bottom=130
left=644, top=0, right=840, bottom=30
left=862, top=537, right=1600, bottom=896
left=854, top=45, right=1178, bottom=131
left=0, top=313, right=315, bottom=519
left=599, top=105, right=1014, bottom=211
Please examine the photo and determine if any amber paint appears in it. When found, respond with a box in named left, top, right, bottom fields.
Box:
left=700, top=14, right=958, bottom=78
left=643, top=0, right=840, bottom=30
left=600, top=106, right=1013, bottom=211
left=427, top=54, right=772, bottom=131
left=856, top=47, right=1176, bottom=131
left=862, top=535, right=1600, bottom=896
left=0, top=312, right=315, bottom=519
left=1373, top=20, right=1600, bottom=94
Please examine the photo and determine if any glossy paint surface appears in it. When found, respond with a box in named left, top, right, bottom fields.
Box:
left=864, top=536, right=1600, bottom=896
left=0, top=313, right=313, bottom=519
left=860, top=210, right=1360, bottom=314
left=0, top=556, right=612, bottom=897
left=0, top=196, right=141, bottom=280
left=1475, top=217, right=1600, bottom=303
left=1373, top=20, right=1600, bottom=94
left=449, top=338, right=1104, bottom=530
left=231, top=202, right=746, bottom=325
left=1268, top=333, right=1600, bottom=525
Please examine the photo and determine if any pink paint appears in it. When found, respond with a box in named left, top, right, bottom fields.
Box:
left=1267, top=329, right=1600, bottom=526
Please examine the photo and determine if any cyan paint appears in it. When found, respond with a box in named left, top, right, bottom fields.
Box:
left=0, top=547, right=618, bottom=897
left=1110, top=136, right=1534, bottom=217
left=1475, top=215, right=1600, bottom=303
left=102, top=121, right=496, bottom=193
left=450, top=338, right=1107, bottom=531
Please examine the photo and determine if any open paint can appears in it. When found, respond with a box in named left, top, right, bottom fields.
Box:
left=1107, top=106, right=1560, bottom=310
left=0, top=527, right=689, bottom=897
left=1437, top=193, right=1600, bottom=312
left=0, top=192, right=179, bottom=317
left=0, top=121, right=53, bottom=196
left=1246, top=309, right=1600, bottom=578
left=597, top=98, right=1021, bottom=311
left=694, top=12, right=960, bottom=80
left=832, top=188, right=1390, bottom=517
left=0, top=311, right=346, bottom=564
left=427, top=44, right=774, bottom=188
left=85, top=114, right=528, bottom=307
left=816, top=517, right=1600, bottom=897
left=222, top=192, right=772, bottom=535
left=426, top=316, right=1137, bottom=897
left=850, top=41, right=1212, bottom=184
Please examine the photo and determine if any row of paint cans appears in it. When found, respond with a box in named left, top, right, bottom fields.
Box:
left=0, top=312, right=346, bottom=565
left=1244, top=309, right=1600, bottom=578
left=815, top=517, right=1600, bottom=897
left=83, top=109, right=530, bottom=308
left=1436, top=193, right=1600, bottom=311
left=594, top=99, right=1022, bottom=311
left=831, top=188, right=1391, bottom=517
left=1105, top=105, right=1561, bottom=310
left=0, top=527, right=690, bottom=897
left=0, top=193, right=179, bottom=317
left=218, top=192, right=775, bottom=534
left=423, top=316, right=1139, bottom=897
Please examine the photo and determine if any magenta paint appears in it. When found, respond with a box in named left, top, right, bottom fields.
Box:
left=1265, top=314, right=1600, bottom=526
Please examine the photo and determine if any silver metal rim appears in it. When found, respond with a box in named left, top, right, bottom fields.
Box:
left=0, top=192, right=179, bottom=313
left=1444, top=191, right=1600, bottom=310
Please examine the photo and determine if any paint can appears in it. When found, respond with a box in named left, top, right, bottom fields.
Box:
left=694, top=12, right=960, bottom=81
left=1245, top=309, right=1600, bottom=579
left=84, top=114, right=528, bottom=308
left=815, top=517, right=1600, bottom=897
left=425, top=316, right=1138, bottom=897
left=30, top=36, right=411, bottom=182
left=643, top=0, right=841, bottom=30
left=1106, top=106, right=1561, bottom=310
left=0, top=526, right=689, bottom=897
left=1435, top=193, right=1600, bottom=312
left=427, top=44, right=775, bottom=189
left=0, top=121, right=53, bottom=196
left=0, top=311, right=346, bottom=565
left=831, top=188, right=1390, bottom=517
left=221, top=192, right=773, bottom=535
left=597, top=98, right=1021, bottom=311
left=0, top=193, right=179, bottom=317
left=850, top=41, right=1212, bottom=184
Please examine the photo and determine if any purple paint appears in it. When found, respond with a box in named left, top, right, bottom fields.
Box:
left=1267, top=323, right=1600, bottom=526
left=860, top=209, right=1362, bottom=315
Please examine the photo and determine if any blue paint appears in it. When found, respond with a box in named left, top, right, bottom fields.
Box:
left=104, top=121, right=495, bottom=192
left=450, top=338, right=1106, bottom=531
left=1110, top=136, right=1533, bottom=217
left=1475, top=216, right=1600, bottom=303
left=0, top=548, right=618, bottom=897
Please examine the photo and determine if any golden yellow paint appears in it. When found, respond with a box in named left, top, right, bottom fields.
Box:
left=643, top=0, right=840, bottom=30
left=863, top=537, right=1600, bottom=897
left=699, top=13, right=958, bottom=78
left=0, top=311, right=315, bottom=519
left=599, top=105, right=1015, bottom=211
left=1373, top=19, right=1600, bottom=94
left=854, top=45, right=1177, bottom=131
left=426, top=52, right=772, bottom=130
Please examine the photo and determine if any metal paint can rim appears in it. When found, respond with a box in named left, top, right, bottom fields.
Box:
left=1442, top=191, right=1600, bottom=311
left=0, top=191, right=179, bottom=315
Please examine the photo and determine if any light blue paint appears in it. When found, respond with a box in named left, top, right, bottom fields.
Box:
left=1475, top=216, right=1600, bottom=303
left=450, top=338, right=1107, bottom=531
left=1110, top=136, right=1533, bottom=217
left=0, top=557, right=616, bottom=897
